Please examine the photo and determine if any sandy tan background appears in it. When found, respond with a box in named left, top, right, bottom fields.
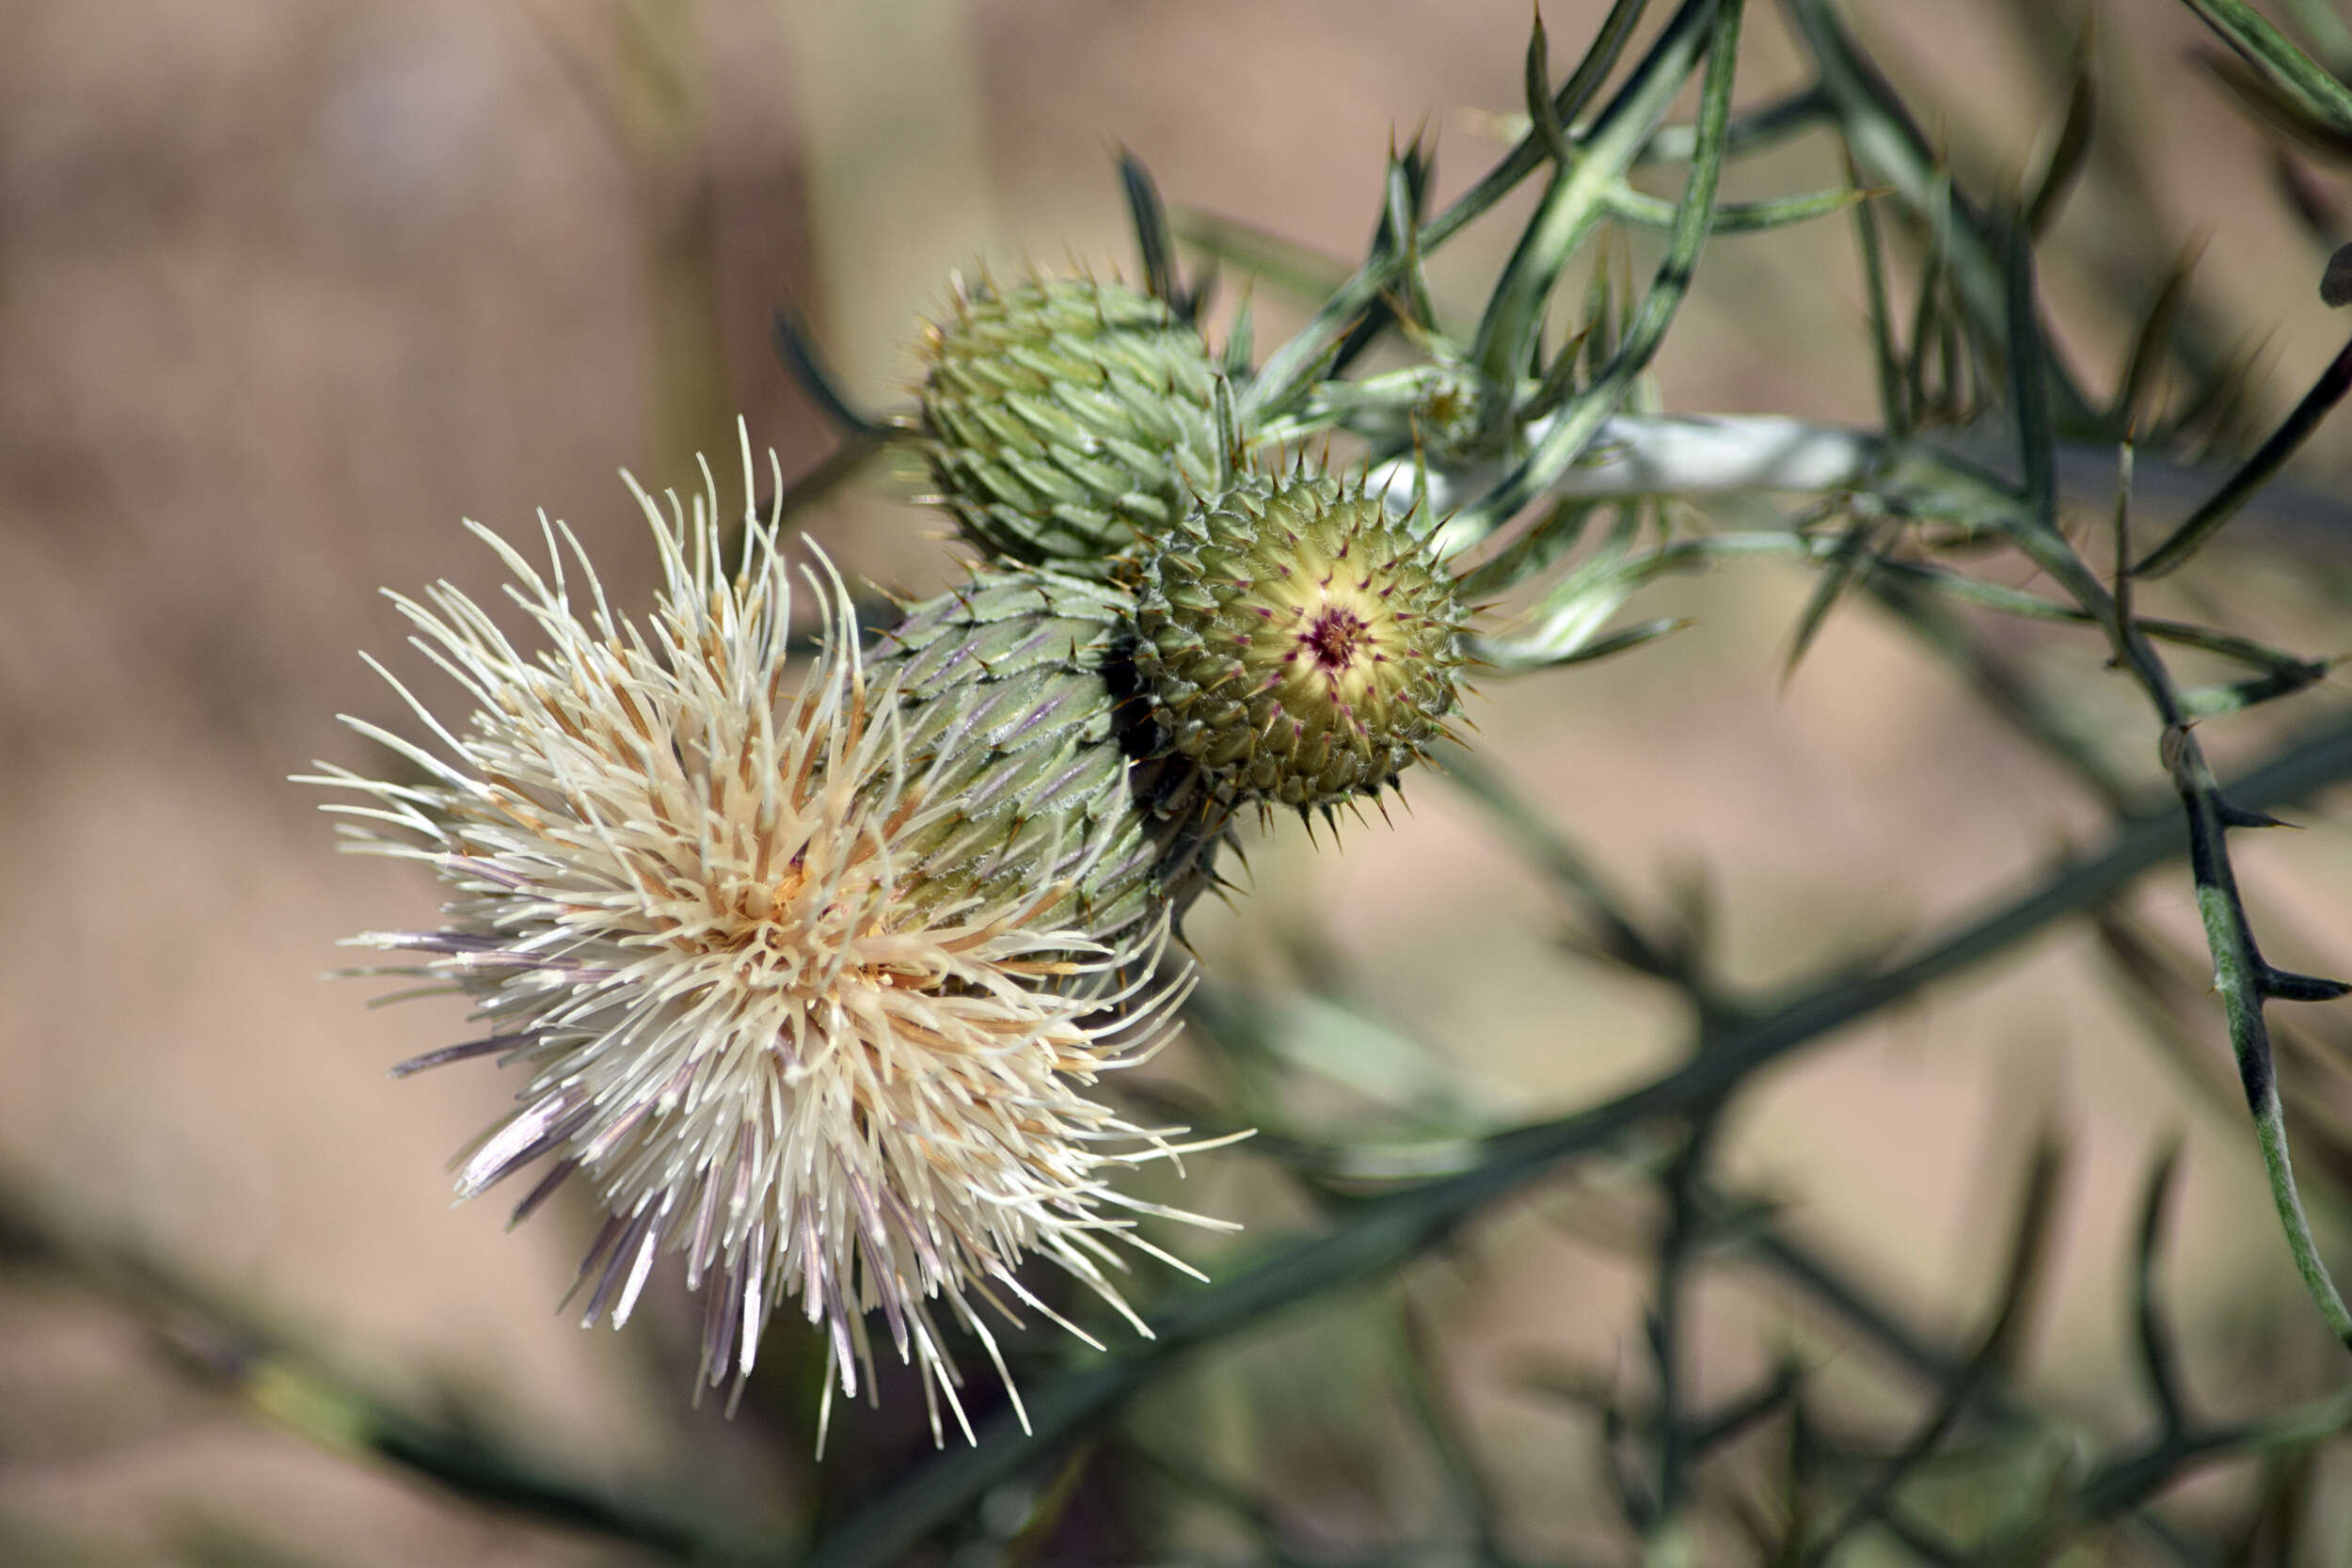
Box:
left=4, top=1, right=2351, bottom=1562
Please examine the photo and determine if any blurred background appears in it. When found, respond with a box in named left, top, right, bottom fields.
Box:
left=5, top=1, right=2352, bottom=1563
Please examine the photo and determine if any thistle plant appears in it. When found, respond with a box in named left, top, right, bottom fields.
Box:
left=747, top=0, right=2352, bottom=1554
left=24, top=0, right=2330, bottom=1562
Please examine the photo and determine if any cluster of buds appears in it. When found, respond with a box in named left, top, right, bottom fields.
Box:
left=310, top=248, right=1469, bottom=1442
left=911, top=270, right=1471, bottom=824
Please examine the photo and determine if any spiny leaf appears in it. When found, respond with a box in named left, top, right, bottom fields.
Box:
left=1902, top=167, right=1958, bottom=426
left=1787, top=0, right=2103, bottom=430
left=1526, top=9, right=1571, bottom=167
left=1243, top=135, right=1433, bottom=423
left=1416, top=0, right=1661, bottom=256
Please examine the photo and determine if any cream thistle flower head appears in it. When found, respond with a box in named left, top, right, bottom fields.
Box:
left=303, top=432, right=1224, bottom=1444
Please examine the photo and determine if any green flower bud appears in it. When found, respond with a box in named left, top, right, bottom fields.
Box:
left=1134, top=467, right=1466, bottom=812
left=916, top=274, right=1222, bottom=570
left=868, top=566, right=1227, bottom=942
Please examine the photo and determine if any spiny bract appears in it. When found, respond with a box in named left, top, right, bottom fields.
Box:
left=866, top=565, right=1232, bottom=935
left=916, top=272, right=1221, bottom=569
left=1134, top=466, right=1467, bottom=813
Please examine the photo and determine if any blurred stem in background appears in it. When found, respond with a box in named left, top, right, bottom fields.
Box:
left=533, top=0, right=737, bottom=491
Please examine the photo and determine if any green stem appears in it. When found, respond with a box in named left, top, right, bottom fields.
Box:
left=2244, top=998, right=2352, bottom=1340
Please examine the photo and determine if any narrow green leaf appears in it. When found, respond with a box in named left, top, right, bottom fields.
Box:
left=1475, top=615, right=1691, bottom=673
left=2128, top=1148, right=2188, bottom=1432
left=1555, top=0, right=1653, bottom=127
left=1607, top=182, right=1864, bottom=233
left=1526, top=10, right=1570, bottom=166
left=2182, top=0, right=2352, bottom=137
left=771, top=309, right=893, bottom=439
left=1453, top=496, right=1599, bottom=600
left=1782, top=517, right=1882, bottom=681
left=2266, top=967, right=2352, bottom=1003
left=2137, top=616, right=2330, bottom=675
left=1902, top=169, right=1955, bottom=426
left=1119, top=149, right=1185, bottom=314
left=1243, top=141, right=1431, bottom=422
left=2111, top=236, right=2209, bottom=433
left=2280, top=0, right=2352, bottom=82
left=1850, top=162, right=1907, bottom=435
left=2024, top=24, right=2097, bottom=237
left=1638, top=86, right=1825, bottom=164
left=2003, top=223, right=2060, bottom=524
left=2135, top=333, right=2352, bottom=577
left=1520, top=316, right=1596, bottom=424
left=1582, top=227, right=1621, bottom=376
left=1331, top=137, right=1439, bottom=378
left=2176, top=657, right=2338, bottom=717
left=1174, top=212, right=1350, bottom=304
left=2195, top=46, right=2352, bottom=161
left=1222, top=286, right=1255, bottom=378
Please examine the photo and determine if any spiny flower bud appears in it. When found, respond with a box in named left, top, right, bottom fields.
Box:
left=867, top=566, right=1230, bottom=936
left=1134, top=466, right=1467, bottom=812
left=916, top=272, right=1222, bottom=569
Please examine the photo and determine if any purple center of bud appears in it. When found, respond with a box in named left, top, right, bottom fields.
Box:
left=1305, top=607, right=1367, bottom=673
